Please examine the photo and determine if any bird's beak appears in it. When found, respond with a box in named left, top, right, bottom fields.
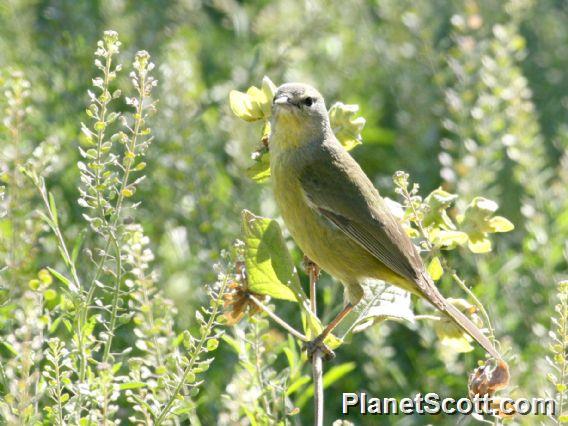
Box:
left=273, top=94, right=297, bottom=108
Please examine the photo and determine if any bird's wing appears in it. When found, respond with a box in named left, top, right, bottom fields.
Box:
left=298, top=143, right=425, bottom=286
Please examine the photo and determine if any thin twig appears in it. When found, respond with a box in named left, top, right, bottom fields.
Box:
left=310, top=273, right=317, bottom=316
left=155, top=275, right=229, bottom=424
left=304, top=259, right=325, bottom=426
left=413, top=314, right=443, bottom=321
left=312, top=350, right=324, bottom=426
left=248, top=294, right=308, bottom=342
left=304, top=257, right=319, bottom=316
left=451, top=272, right=496, bottom=343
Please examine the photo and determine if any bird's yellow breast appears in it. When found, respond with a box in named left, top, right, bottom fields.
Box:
left=271, top=151, right=406, bottom=303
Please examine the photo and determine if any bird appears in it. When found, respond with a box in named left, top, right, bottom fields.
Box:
left=268, top=82, right=501, bottom=361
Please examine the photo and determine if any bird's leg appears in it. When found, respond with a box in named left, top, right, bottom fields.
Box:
left=303, top=256, right=320, bottom=315
left=303, top=303, right=354, bottom=361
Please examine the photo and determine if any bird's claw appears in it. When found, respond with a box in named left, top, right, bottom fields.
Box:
left=303, top=337, right=335, bottom=361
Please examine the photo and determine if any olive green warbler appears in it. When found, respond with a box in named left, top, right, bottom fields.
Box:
left=269, top=82, right=500, bottom=360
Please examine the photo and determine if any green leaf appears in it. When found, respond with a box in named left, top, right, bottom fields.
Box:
left=229, top=90, right=260, bottom=121
left=0, top=288, right=9, bottom=305
left=122, top=188, right=134, bottom=197
left=423, top=188, right=458, bottom=229
left=48, top=192, right=58, bottom=227
left=457, top=197, right=514, bottom=253
left=119, top=381, right=147, bottom=390
left=286, top=375, right=311, bottom=395
left=427, top=256, right=443, bottom=281
left=261, top=76, right=277, bottom=111
left=337, top=279, right=414, bottom=335
left=206, top=338, right=219, bottom=351
left=430, top=229, right=469, bottom=249
left=229, top=76, right=276, bottom=122
left=241, top=210, right=299, bottom=301
left=296, top=362, right=356, bottom=408
left=433, top=298, right=477, bottom=354
left=241, top=210, right=323, bottom=338
left=245, top=152, right=271, bottom=183
left=435, top=328, right=474, bottom=353
left=487, top=216, right=514, bottom=233
left=71, top=231, right=86, bottom=264
left=38, top=269, right=53, bottom=285
left=329, top=102, right=365, bottom=150
left=44, top=289, right=57, bottom=301
left=1, top=342, right=18, bottom=357
left=47, top=267, right=71, bottom=288
left=221, top=335, right=241, bottom=354
left=29, top=279, right=40, bottom=291
left=322, top=362, right=356, bottom=388
left=467, top=233, right=492, bottom=254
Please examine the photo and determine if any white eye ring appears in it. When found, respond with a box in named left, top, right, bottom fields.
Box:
left=303, top=97, right=314, bottom=107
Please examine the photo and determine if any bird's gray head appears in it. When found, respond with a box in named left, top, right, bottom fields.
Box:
left=270, top=83, right=330, bottom=150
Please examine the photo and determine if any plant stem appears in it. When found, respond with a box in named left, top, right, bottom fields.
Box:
left=304, top=260, right=324, bottom=426
left=154, top=275, right=229, bottom=425
left=451, top=272, right=496, bottom=343
left=312, top=350, right=324, bottom=426
left=402, top=185, right=432, bottom=251
left=102, top=236, right=121, bottom=363
left=304, top=256, right=319, bottom=316
left=98, top=56, right=147, bottom=366
left=248, top=294, right=308, bottom=342
left=555, top=284, right=568, bottom=424
left=253, top=319, right=272, bottom=418
left=413, top=314, right=443, bottom=321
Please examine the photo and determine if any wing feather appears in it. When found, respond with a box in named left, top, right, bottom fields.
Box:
left=299, top=142, right=424, bottom=286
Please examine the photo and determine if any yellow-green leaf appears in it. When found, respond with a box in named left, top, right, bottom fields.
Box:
left=434, top=317, right=474, bottom=353
left=427, top=256, right=443, bottom=281
left=261, top=76, right=277, bottom=108
left=329, top=102, right=365, bottom=151
left=246, top=86, right=268, bottom=118
left=229, top=90, right=262, bottom=122
left=338, top=280, right=414, bottom=335
left=241, top=210, right=325, bottom=338
left=241, top=211, right=299, bottom=301
left=245, top=152, right=271, bottom=183
left=44, top=289, right=57, bottom=301
left=423, top=188, right=458, bottom=230
left=436, top=331, right=474, bottom=353
left=38, top=269, right=53, bottom=285
left=430, top=229, right=469, bottom=249
left=487, top=216, right=514, bottom=233
left=433, top=298, right=479, bottom=353
left=296, top=362, right=356, bottom=409
left=230, top=77, right=276, bottom=122
left=467, top=234, right=492, bottom=253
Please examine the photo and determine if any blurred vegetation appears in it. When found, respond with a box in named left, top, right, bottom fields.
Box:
left=0, top=0, right=567, bottom=424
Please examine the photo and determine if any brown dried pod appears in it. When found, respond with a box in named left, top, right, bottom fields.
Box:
left=468, top=358, right=510, bottom=399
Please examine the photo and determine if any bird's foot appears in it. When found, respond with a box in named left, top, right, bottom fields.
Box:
left=302, top=336, right=335, bottom=361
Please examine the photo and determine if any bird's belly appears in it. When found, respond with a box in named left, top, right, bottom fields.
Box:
left=273, top=176, right=381, bottom=286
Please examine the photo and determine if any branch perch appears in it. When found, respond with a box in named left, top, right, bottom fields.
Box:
left=312, top=349, right=324, bottom=426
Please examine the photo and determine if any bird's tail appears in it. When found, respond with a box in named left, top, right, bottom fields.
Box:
left=418, top=272, right=501, bottom=360
left=443, top=299, right=501, bottom=360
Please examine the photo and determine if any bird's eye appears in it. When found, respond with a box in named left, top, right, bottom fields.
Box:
left=304, top=97, right=314, bottom=107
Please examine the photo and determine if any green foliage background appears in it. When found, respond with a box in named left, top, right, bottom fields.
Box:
left=0, top=0, right=567, bottom=424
